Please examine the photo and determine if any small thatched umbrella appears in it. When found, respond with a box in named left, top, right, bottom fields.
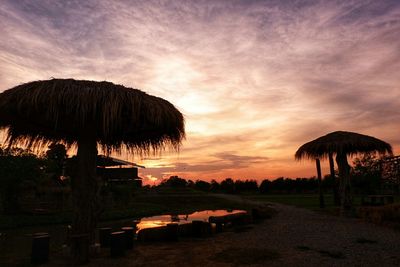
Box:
left=0, top=79, right=185, bottom=264
left=295, top=131, right=392, bottom=216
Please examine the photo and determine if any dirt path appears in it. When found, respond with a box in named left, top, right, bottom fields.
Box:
left=50, top=196, right=400, bottom=266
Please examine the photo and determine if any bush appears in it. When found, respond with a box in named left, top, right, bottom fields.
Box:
left=0, top=147, right=46, bottom=214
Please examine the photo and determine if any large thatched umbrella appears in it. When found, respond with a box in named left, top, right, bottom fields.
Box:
left=0, top=79, right=185, bottom=264
left=295, top=131, right=392, bottom=216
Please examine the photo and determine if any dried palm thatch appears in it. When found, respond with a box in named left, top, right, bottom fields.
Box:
left=0, top=79, right=185, bottom=154
left=0, top=78, right=185, bottom=264
left=295, top=131, right=392, bottom=160
left=295, top=130, right=392, bottom=217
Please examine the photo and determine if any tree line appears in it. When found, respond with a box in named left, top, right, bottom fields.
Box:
left=157, top=156, right=384, bottom=195
left=158, top=175, right=335, bottom=194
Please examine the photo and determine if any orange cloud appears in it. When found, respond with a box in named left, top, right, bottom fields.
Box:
left=1, top=0, right=399, bottom=183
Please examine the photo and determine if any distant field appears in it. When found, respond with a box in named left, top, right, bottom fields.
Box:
left=243, top=194, right=400, bottom=211
left=244, top=194, right=336, bottom=209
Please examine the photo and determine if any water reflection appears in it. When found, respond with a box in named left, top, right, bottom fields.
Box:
left=137, top=210, right=245, bottom=231
left=171, top=214, right=180, bottom=222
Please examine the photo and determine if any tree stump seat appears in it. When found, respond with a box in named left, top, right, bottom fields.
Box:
left=191, top=220, right=212, bottom=237
left=31, top=233, right=50, bottom=264
left=121, top=227, right=135, bottom=249
left=137, top=226, right=168, bottom=242
left=209, top=212, right=249, bottom=226
left=166, top=223, right=179, bottom=241
left=110, top=231, right=126, bottom=258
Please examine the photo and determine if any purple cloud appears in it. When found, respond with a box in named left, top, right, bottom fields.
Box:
left=1, top=0, right=399, bottom=181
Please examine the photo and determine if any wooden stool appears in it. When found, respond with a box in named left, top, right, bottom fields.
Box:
left=166, top=223, right=179, bottom=241
left=110, top=231, right=125, bottom=258
left=121, top=227, right=134, bottom=249
left=31, top=233, right=50, bottom=264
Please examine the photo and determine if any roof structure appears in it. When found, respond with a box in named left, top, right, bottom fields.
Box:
left=96, top=155, right=145, bottom=168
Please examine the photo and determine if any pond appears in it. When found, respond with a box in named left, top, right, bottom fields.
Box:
left=137, top=209, right=246, bottom=231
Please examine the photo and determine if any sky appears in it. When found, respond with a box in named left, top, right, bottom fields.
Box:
left=1, top=0, right=399, bottom=184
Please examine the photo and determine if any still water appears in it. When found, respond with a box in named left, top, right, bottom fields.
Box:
left=137, top=209, right=246, bottom=231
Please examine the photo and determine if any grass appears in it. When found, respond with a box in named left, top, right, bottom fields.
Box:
left=243, top=193, right=400, bottom=212
left=244, top=194, right=335, bottom=208
left=243, top=193, right=340, bottom=215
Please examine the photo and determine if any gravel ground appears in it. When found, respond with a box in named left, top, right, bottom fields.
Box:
left=50, top=199, right=400, bottom=267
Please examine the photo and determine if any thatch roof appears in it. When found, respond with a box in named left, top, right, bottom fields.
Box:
left=295, top=131, right=392, bottom=160
left=0, top=79, right=185, bottom=154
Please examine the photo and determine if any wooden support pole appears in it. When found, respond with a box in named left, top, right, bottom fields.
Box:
left=329, top=153, right=340, bottom=206
left=316, top=158, right=325, bottom=208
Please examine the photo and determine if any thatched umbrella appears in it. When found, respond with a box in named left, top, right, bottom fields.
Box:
left=295, top=131, right=392, bottom=216
left=0, top=79, right=185, bottom=264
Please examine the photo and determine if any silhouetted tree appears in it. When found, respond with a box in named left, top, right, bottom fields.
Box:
left=194, top=180, right=211, bottom=191
left=45, top=143, right=67, bottom=181
left=210, top=179, right=220, bottom=192
left=234, top=180, right=244, bottom=193
left=259, top=179, right=271, bottom=194
left=323, top=173, right=338, bottom=192
left=246, top=179, right=259, bottom=191
left=260, top=177, right=320, bottom=193
left=0, top=147, right=45, bottom=213
left=160, top=176, right=188, bottom=188
left=235, top=179, right=258, bottom=193
left=271, top=177, right=286, bottom=192
left=220, top=178, right=235, bottom=194
left=187, top=179, right=195, bottom=188
left=352, top=153, right=381, bottom=194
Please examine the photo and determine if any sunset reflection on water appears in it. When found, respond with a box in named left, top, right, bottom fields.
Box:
left=137, top=210, right=245, bottom=231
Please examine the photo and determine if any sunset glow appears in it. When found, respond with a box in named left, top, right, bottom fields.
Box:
left=1, top=0, right=399, bottom=184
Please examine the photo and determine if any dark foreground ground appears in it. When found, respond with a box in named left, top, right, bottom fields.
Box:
left=48, top=196, right=400, bottom=267
left=2, top=193, right=400, bottom=266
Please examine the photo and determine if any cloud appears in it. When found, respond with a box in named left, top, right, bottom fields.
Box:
left=1, top=0, right=399, bottom=181
left=139, top=151, right=268, bottom=181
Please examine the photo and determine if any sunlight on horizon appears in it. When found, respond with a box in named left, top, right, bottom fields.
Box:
left=0, top=0, right=399, bottom=182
